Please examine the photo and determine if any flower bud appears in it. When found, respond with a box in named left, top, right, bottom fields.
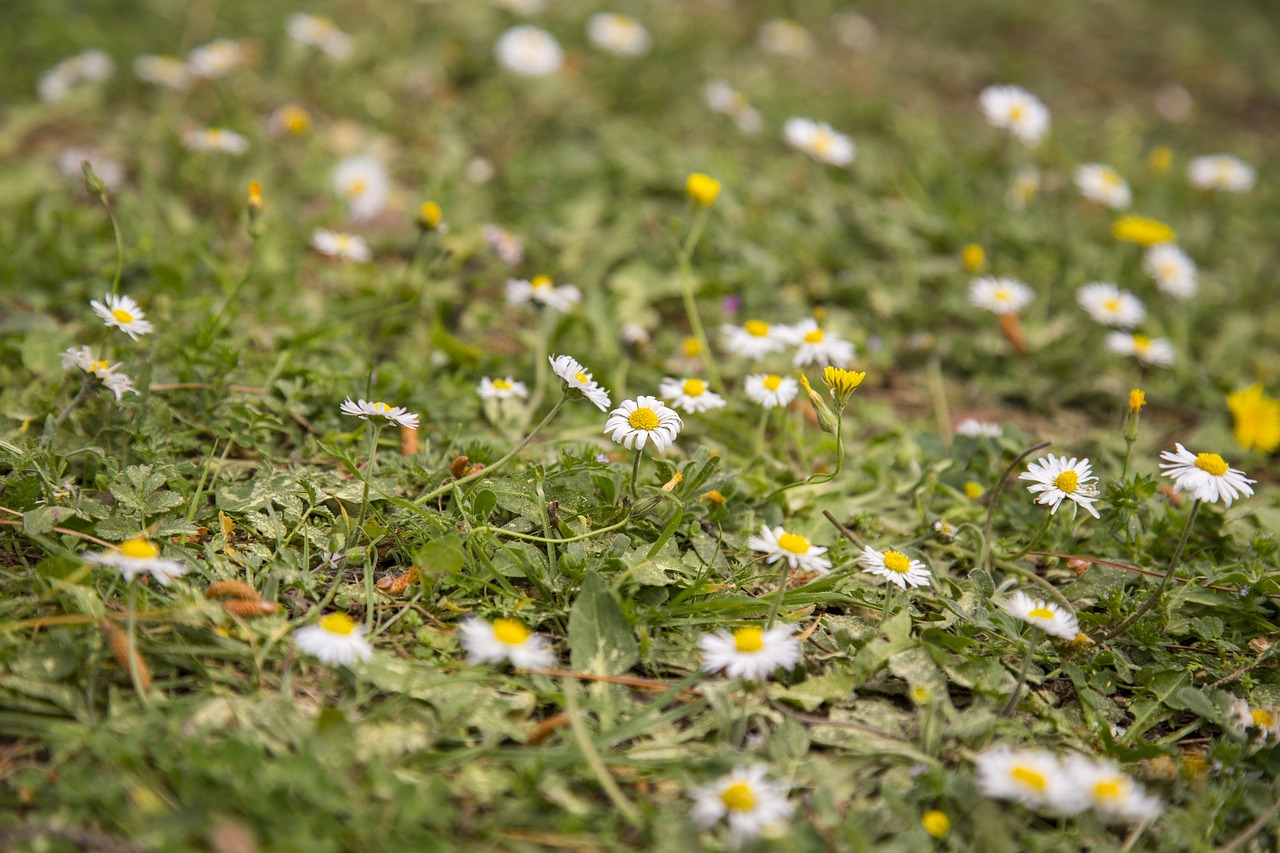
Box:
left=685, top=172, right=720, bottom=206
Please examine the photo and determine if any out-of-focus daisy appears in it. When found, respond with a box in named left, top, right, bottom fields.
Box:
left=1076, top=282, right=1145, bottom=328
left=332, top=155, right=389, bottom=221
left=465, top=157, right=495, bottom=183
left=745, top=374, right=798, bottom=409
left=133, top=54, right=192, bottom=90
left=287, top=13, right=353, bottom=60
left=187, top=39, right=246, bottom=79
left=1074, top=164, right=1131, bottom=209
left=747, top=524, right=831, bottom=574
left=758, top=19, right=813, bottom=58
left=1111, top=216, right=1175, bottom=247
left=57, top=148, right=123, bottom=189
left=834, top=12, right=878, bottom=51
left=690, top=765, right=794, bottom=845
left=1149, top=145, right=1174, bottom=175
left=495, top=25, right=562, bottom=76
left=1227, top=385, right=1280, bottom=454
left=658, top=377, right=725, bottom=414
left=458, top=617, right=555, bottom=668
left=974, top=748, right=1083, bottom=813
left=605, top=396, right=683, bottom=452
left=311, top=229, right=371, bottom=262
left=1019, top=454, right=1101, bottom=519
left=1063, top=756, right=1163, bottom=824
left=478, top=376, right=528, bottom=401
left=783, top=118, right=855, bottom=167
left=955, top=418, right=1001, bottom=438
left=37, top=50, right=114, bottom=102
left=294, top=613, right=374, bottom=666
left=1001, top=590, right=1080, bottom=639
left=181, top=126, right=249, bottom=155
left=783, top=318, right=856, bottom=367
left=969, top=277, right=1033, bottom=315
left=91, top=294, right=153, bottom=340
left=549, top=354, right=611, bottom=411
left=978, top=85, right=1049, bottom=146
left=269, top=104, right=312, bottom=136
left=1155, top=83, right=1193, bottom=123
left=85, top=537, right=187, bottom=586
left=587, top=13, right=651, bottom=56
left=722, top=320, right=790, bottom=360
left=483, top=224, right=524, bottom=265
left=1143, top=244, right=1197, bottom=299
left=704, top=81, right=762, bottom=134
left=340, top=398, right=419, bottom=429
left=621, top=322, right=650, bottom=346
left=1158, top=443, right=1255, bottom=507
left=492, top=0, right=547, bottom=13
left=1224, top=697, right=1280, bottom=743
left=1006, top=165, right=1041, bottom=210
left=62, top=347, right=138, bottom=401
left=1106, top=332, right=1174, bottom=367
left=858, top=545, right=931, bottom=589
left=506, top=275, right=581, bottom=313
left=1188, top=154, right=1255, bottom=192
left=920, top=809, right=950, bottom=840
left=700, top=624, right=802, bottom=681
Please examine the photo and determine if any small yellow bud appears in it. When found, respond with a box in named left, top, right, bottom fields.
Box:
left=961, top=243, right=985, bottom=272
left=921, top=810, right=950, bottom=839
left=701, top=490, right=726, bottom=505
left=661, top=472, right=683, bottom=492
left=800, top=374, right=839, bottom=435
left=963, top=481, right=984, bottom=500
left=1129, top=388, right=1146, bottom=412
left=247, top=181, right=263, bottom=210
left=1111, top=216, right=1176, bottom=247
left=246, top=181, right=264, bottom=238
left=681, top=336, right=702, bottom=358
left=418, top=200, right=443, bottom=231
left=1148, top=145, right=1173, bottom=175
left=685, top=172, right=720, bottom=206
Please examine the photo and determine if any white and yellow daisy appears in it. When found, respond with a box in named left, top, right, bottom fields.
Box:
left=605, top=396, right=683, bottom=452
left=61, top=347, right=137, bottom=401
left=458, top=617, right=555, bottom=668
left=704, top=81, right=763, bottom=134
left=969, top=277, right=1034, bottom=315
left=747, top=525, right=832, bottom=574
left=287, top=13, right=353, bottom=60
left=1158, top=443, right=1255, bottom=507
left=133, top=54, right=192, bottom=90
left=340, top=398, right=419, bottom=429
left=506, top=275, right=581, bottom=313
left=690, top=765, right=794, bottom=845
left=549, top=354, right=612, bottom=411
left=974, top=748, right=1083, bottom=813
left=744, top=374, right=798, bottom=409
left=268, top=103, right=312, bottom=136
left=955, top=419, right=1002, bottom=438
left=494, top=25, right=562, bottom=76
left=657, top=377, right=726, bottom=414
left=90, top=294, right=153, bottom=340
left=979, top=85, right=1050, bottom=146
left=1019, top=454, right=1101, bottom=519
left=586, top=13, right=651, bottom=56
left=311, top=228, right=371, bottom=262
left=1188, top=154, right=1255, bottom=193
left=37, top=50, right=114, bottom=102
left=1224, top=698, right=1280, bottom=743
left=1143, top=244, right=1197, bottom=299
left=181, top=126, right=249, bottom=155
left=783, top=117, right=856, bottom=167
left=1106, top=332, right=1174, bottom=367
left=1006, top=165, right=1042, bottom=210
left=85, top=537, right=187, bottom=586
left=186, top=39, right=246, bottom=79
left=1074, top=164, right=1131, bottom=209
left=332, top=155, right=389, bottom=221
left=783, top=318, right=856, bottom=367
left=483, top=224, right=524, bottom=265
left=477, top=376, right=528, bottom=401
left=57, top=148, right=123, bottom=189
left=1001, top=590, right=1080, bottom=639
left=294, top=613, right=374, bottom=666
left=1063, top=756, right=1163, bottom=824
left=1076, top=282, right=1145, bottom=328
left=722, top=320, right=790, bottom=360
left=700, top=624, right=802, bottom=681
left=758, top=18, right=814, bottom=58
left=858, top=545, right=932, bottom=589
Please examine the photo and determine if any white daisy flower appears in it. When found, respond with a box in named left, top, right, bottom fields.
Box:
left=621, top=322, right=651, bottom=345
left=340, top=398, right=419, bottom=429
left=657, top=377, right=726, bottom=414
left=704, top=81, right=763, bottom=134
left=549, top=354, right=612, bottom=411
left=969, top=277, right=1034, bottom=315
left=1143, top=244, right=1197, bottom=299
left=133, top=54, right=192, bottom=90
left=974, top=748, right=1083, bottom=813
left=483, top=224, right=524, bottom=265
left=605, top=396, right=683, bottom=452
left=506, top=275, right=581, bottom=313
left=783, top=117, right=856, bottom=167
left=268, top=104, right=312, bottom=136
left=1006, top=165, right=1042, bottom=210
left=758, top=19, right=814, bottom=58
left=57, top=147, right=124, bottom=189
left=494, top=25, right=563, bottom=76
left=690, top=765, right=794, bottom=845
left=1105, top=332, right=1174, bottom=367
left=1224, top=698, right=1280, bottom=743
left=90, top=294, right=153, bottom=340
left=587, top=13, right=651, bottom=56
left=699, top=624, right=802, bottom=681
left=722, top=320, right=790, bottom=360
left=332, top=155, right=389, bottom=221
left=465, top=157, right=495, bottom=183
left=783, top=318, right=856, bottom=367
left=85, top=537, right=187, bottom=586
left=1076, top=282, right=1146, bottom=328
left=37, top=50, right=114, bottom=102
left=181, top=126, right=249, bottom=155
left=747, top=524, right=832, bottom=574
left=1063, top=756, right=1163, bottom=824
left=311, top=228, right=371, bottom=262
left=61, top=347, right=137, bottom=401
left=458, top=617, right=555, bottom=668
left=478, top=377, right=528, bottom=400
left=102, top=373, right=138, bottom=401
left=978, top=85, right=1050, bottom=146
left=1074, top=164, right=1131, bottom=209
left=744, top=374, right=799, bottom=409
left=294, top=613, right=374, bottom=666
left=1187, top=154, right=1255, bottom=193
left=186, top=39, right=246, bottom=79
left=287, top=13, right=353, bottom=60
left=1019, top=454, right=1101, bottom=519
left=955, top=418, right=1002, bottom=438
left=858, top=545, right=932, bottom=589
left=1158, top=443, right=1254, bottom=507
left=1000, top=590, right=1080, bottom=639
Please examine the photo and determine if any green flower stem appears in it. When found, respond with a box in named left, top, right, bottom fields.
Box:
left=525, top=310, right=557, bottom=422
left=753, top=406, right=771, bottom=458
left=677, top=250, right=723, bottom=396
left=877, top=583, right=900, bottom=630
left=981, top=440, right=1052, bottom=574
left=1100, top=498, right=1202, bottom=641
left=1000, top=628, right=1041, bottom=717
left=101, top=194, right=125, bottom=297
left=1003, top=511, right=1055, bottom=562
left=765, top=561, right=792, bottom=627
left=470, top=515, right=632, bottom=545
left=628, top=448, right=643, bottom=499
left=352, top=421, right=383, bottom=629
left=767, top=411, right=845, bottom=500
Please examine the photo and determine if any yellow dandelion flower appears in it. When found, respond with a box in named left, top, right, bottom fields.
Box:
left=686, top=173, right=720, bottom=206
left=1111, top=216, right=1175, bottom=247
left=1227, top=385, right=1280, bottom=454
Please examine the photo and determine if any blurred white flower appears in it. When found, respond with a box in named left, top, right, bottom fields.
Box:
left=187, top=39, right=246, bottom=78
left=758, top=19, right=813, bottom=58
left=979, top=85, right=1049, bottom=146
left=287, top=13, right=353, bottom=60
left=495, top=25, right=562, bottom=76
left=1187, top=154, right=1255, bottom=192
left=587, top=13, right=651, bottom=56
left=332, top=155, right=390, bottom=221
left=1074, top=164, right=1131, bottom=209
left=783, top=118, right=855, bottom=167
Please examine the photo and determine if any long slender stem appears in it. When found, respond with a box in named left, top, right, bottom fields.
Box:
left=877, top=583, right=898, bottom=629
left=1000, top=629, right=1040, bottom=717
left=981, top=441, right=1052, bottom=574
left=469, top=515, right=632, bottom=545
left=765, top=562, right=791, bottom=627
left=353, top=423, right=383, bottom=629
left=48, top=378, right=95, bottom=437
left=1004, top=511, right=1055, bottom=562
left=563, top=678, right=642, bottom=828
left=628, top=449, right=643, bottom=500
left=103, top=197, right=125, bottom=297
left=677, top=251, right=723, bottom=395
left=768, top=410, right=845, bottom=499
left=1100, top=499, right=1201, bottom=640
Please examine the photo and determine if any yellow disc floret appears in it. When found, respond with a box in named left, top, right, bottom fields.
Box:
left=493, top=618, right=531, bottom=646
left=320, top=613, right=358, bottom=635
left=776, top=532, right=809, bottom=554
left=1194, top=453, right=1229, bottom=477
left=119, top=538, right=159, bottom=559
left=628, top=407, right=660, bottom=431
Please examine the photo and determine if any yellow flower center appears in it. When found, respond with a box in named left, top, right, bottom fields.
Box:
left=685, top=173, right=720, bottom=206
left=882, top=550, right=911, bottom=574
left=777, top=532, right=809, bottom=554
left=335, top=235, right=351, bottom=250
left=720, top=782, right=756, bottom=812
left=1054, top=471, right=1079, bottom=493
left=921, top=810, right=950, bottom=839
left=1195, top=453, right=1229, bottom=477
left=763, top=375, right=782, bottom=391
left=745, top=320, right=770, bottom=337
left=993, top=287, right=1011, bottom=303
left=90, top=360, right=111, bottom=373
left=964, top=481, right=984, bottom=499
left=912, top=686, right=930, bottom=703
left=702, top=490, right=726, bottom=504
left=1131, top=334, right=1151, bottom=352
left=419, top=201, right=442, bottom=228
left=112, top=308, right=135, bottom=324
left=803, top=328, right=824, bottom=343
left=1093, top=779, right=1123, bottom=802
left=1103, top=298, right=1120, bottom=312
left=1010, top=766, right=1047, bottom=792
left=682, top=336, right=701, bottom=357
left=573, top=371, right=589, bottom=385
left=493, top=618, right=531, bottom=646
left=348, top=178, right=367, bottom=198
left=1251, top=708, right=1275, bottom=728
left=285, top=108, right=310, bottom=134
left=493, top=380, right=512, bottom=391
left=961, top=243, right=985, bottom=272
left=1028, top=606, right=1055, bottom=621
left=628, top=407, right=660, bottom=431
left=373, top=402, right=391, bottom=414
left=812, top=130, right=833, bottom=155
left=320, top=613, right=357, bottom=635
left=682, top=379, right=706, bottom=397
left=119, top=538, right=159, bottom=559
left=1009, top=105, right=1025, bottom=121
left=732, top=627, right=764, bottom=653
left=1159, top=263, right=1176, bottom=279
left=531, top=275, right=552, bottom=290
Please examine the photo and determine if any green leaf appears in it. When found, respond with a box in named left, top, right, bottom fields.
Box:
left=568, top=570, right=639, bottom=676
left=416, top=534, right=466, bottom=576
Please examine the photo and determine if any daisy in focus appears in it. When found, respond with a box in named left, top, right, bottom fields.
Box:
left=658, top=377, right=726, bottom=413
left=181, top=126, right=249, bottom=155
left=978, top=85, right=1050, bottom=146
left=605, top=396, right=683, bottom=452
left=133, top=54, right=192, bottom=90
left=477, top=377, right=528, bottom=401
left=85, top=537, right=187, bottom=586
left=722, top=320, right=790, bottom=360
left=858, top=545, right=932, bottom=589
left=1074, top=164, right=1131, bottom=209
left=506, top=275, right=581, bottom=313
left=1143, top=244, right=1197, bottom=299
left=758, top=19, right=813, bottom=58
left=704, top=80, right=763, bottom=134
left=91, top=294, right=154, bottom=340
left=689, top=765, right=794, bottom=845
left=1001, top=590, right=1080, bottom=639
left=549, top=354, right=612, bottom=411
left=1019, top=454, right=1101, bottom=519
left=783, top=117, right=855, bottom=167
left=340, top=398, right=420, bottom=429
left=1226, top=385, right=1280, bottom=454
left=747, top=525, right=832, bottom=574
left=1063, top=756, right=1163, bottom=824
left=700, top=624, right=802, bottom=681
left=495, top=25, right=563, bottom=76
left=969, top=277, right=1033, bottom=315
left=311, top=229, right=371, bottom=262
left=586, top=13, right=651, bottom=56
left=186, top=39, right=246, bottom=79
left=1187, top=154, right=1255, bottom=192
left=955, top=418, right=1001, bottom=438
left=332, top=155, right=390, bottom=221
left=1106, top=332, right=1174, bottom=367
left=784, top=319, right=856, bottom=367
left=1076, top=282, right=1145, bottom=327
left=287, top=13, right=354, bottom=60
left=61, top=346, right=138, bottom=400
left=744, top=374, right=798, bottom=409
left=1158, top=443, right=1255, bottom=506
left=974, top=748, right=1083, bottom=813
left=458, top=617, right=555, bottom=668
left=294, top=613, right=374, bottom=666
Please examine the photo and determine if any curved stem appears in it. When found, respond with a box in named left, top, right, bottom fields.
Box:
left=102, top=196, right=125, bottom=297
left=981, top=440, right=1052, bottom=574
left=126, top=582, right=149, bottom=706
left=767, top=411, right=845, bottom=500
left=1003, top=511, right=1055, bottom=562
left=1000, top=629, right=1040, bottom=717
left=469, top=515, right=632, bottom=545
left=765, top=562, right=792, bottom=627
left=1100, top=499, right=1201, bottom=641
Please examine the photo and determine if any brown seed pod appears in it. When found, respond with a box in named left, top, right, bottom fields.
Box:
left=376, top=567, right=420, bottom=595
left=221, top=599, right=279, bottom=618
left=399, top=423, right=419, bottom=456
left=100, top=620, right=151, bottom=691
left=464, top=462, right=486, bottom=476
left=526, top=712, right=572, bottom=746
left=205, top=580, right=262, bottom=601
left=450, top=456, right=470, bottom=479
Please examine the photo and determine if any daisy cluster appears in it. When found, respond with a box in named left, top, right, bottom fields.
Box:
left=975, top=748, right=1162, bottom=824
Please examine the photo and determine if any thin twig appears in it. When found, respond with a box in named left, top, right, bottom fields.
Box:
left=521, top=667, right=704, bottom=697
left=0, top=517, right=115, bottom=547
left=823, top=509, right=867, bottom=550
left=1216, top=795, right=1280, bottom=853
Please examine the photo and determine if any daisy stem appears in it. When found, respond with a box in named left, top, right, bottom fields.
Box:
left=1004, top=511, right=1055, bottom=562
left=469, top=515, right=633, bottom=545
left=351, top=421, right=383, bottom=550
left=677, top=251, right=723, bottom=396
left=126, top=581, right=149, bottom=706
left=765, top=562, right=791, bottom=628
left=628, top=449, right=643, bottom=499
left=100, top=194, right=125, bottom=297
left=1121, top=437, right=1136, bottom=481
left=48, top=375, right=95, bottom=438
left=1000, top=628, right=1040, bottom=717
left=753, top=406, right=770, bottom=458
left=981, top=440, right=1052, bottom=575
left=1100, top=498, right=1201, bottom=641
left=878, top=584, right=898, bottom=630
left=767, top=410, right=845, bottom=500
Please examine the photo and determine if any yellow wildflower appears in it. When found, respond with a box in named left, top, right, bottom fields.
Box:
left=1227, top=385, right=1280, bottom=453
